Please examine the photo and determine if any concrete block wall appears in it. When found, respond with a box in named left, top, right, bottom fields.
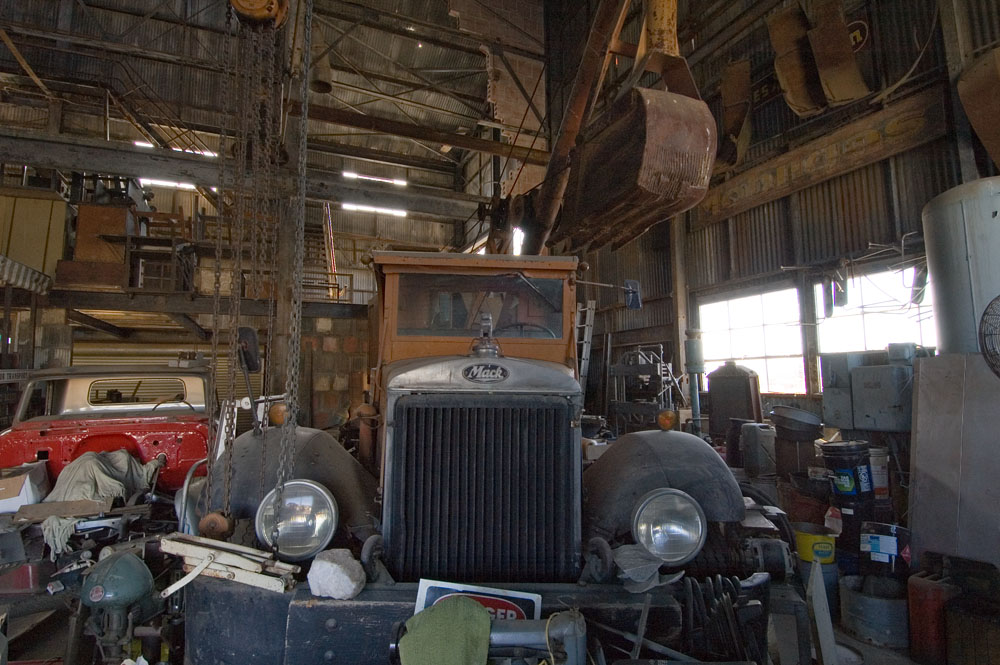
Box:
left=299, top=315, right=369, bottom=431
left=449, top=0, right=548, bottom=197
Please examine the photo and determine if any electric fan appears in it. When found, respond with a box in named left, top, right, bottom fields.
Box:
left=978, top=294, right=1000, bottom=379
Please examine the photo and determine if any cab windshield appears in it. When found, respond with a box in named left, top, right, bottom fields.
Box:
left=397, top=273, right=564, bottom=338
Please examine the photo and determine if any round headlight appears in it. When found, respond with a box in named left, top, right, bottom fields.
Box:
left=255, top=479, right=339, bottom=561
left=631, top=488, right=706, bottom=565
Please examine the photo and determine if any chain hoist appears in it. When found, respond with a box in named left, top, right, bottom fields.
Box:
left=272, top=0, right=314, bottom=553
left=203, top=4, right=286, bottom=540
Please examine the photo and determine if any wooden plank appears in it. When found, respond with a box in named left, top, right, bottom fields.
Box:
left=695, top=86, right=949, bottom=228
left=165, top=533, right=300, bottom=573
left=161, top=539, right=265, bottom=573
left=7, top=609, right=56, bottom=642
left=13, top=498, right=112, bottom=523
left=181, top=562, right=289, bottom=593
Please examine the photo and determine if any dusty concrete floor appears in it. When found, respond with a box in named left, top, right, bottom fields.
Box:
left=835, top=629, right=919, bottom=665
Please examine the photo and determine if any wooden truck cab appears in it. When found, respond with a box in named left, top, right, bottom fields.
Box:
left=370, top=251, right=580, bottom=389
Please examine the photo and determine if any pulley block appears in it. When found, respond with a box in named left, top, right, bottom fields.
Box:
left=230, top=0, right=289, bottom=27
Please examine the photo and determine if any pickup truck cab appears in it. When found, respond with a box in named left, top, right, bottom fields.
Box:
left=0, top=365, right=211, bottom=490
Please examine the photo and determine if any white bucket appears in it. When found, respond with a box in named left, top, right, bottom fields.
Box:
left=870, top=447, right=890, bottom=498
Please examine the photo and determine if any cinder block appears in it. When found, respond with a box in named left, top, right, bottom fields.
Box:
left=313, top=374, right=331, bottom=392
left=315, top=317, right=333, bottom=333
left=322, top=336, right=339, bottom=353
left=332, top=374, right=349, bottom=392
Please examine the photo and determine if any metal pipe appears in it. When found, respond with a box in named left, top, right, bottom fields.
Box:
left=522, top=0, right=629, bottom=255
left=491, top=611, right=587, bottom=665
left=684, top=330, right=704, bottom=437
left=178, top=458, right=208, bottom=535
left=646, top=0, right=680, bottom=56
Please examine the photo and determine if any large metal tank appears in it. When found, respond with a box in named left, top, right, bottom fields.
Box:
left=922, top=177, right=1000, bottom=353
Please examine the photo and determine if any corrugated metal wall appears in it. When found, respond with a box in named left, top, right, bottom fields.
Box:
left=579, top=222, right=673, bottom=337
left=687, top=140, right=960, bottom=294
left=673, top=0, right=960, bottom=296
left=969, top=0, right=1000, bottom=55
left=797, top=162, right=892, bottom=265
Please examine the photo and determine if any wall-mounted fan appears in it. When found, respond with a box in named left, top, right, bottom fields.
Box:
left=978, top=294, right=1000, bottom=379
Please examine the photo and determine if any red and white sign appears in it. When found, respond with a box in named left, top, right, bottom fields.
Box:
left=415, top=579, right=542, bottom=620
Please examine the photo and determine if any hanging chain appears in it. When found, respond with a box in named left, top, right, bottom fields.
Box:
left=206, top=5, right=236, bottom=514
left=257, top=26, right=281, bottom=505
left=273, top=0, right=314, bottom=533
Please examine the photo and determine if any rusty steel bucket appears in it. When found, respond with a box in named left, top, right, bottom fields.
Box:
left=556, top=87, right=716, bottom=251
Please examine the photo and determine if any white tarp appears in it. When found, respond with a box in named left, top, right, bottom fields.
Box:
left=42, top=450, right=163, bottom=558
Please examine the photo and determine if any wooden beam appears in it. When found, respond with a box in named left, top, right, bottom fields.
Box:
left=298, top=103, right=551, bottom=166
left=0, top=27, right=53, bottom=99
left=169, top=313, right=211, bottom=341
left=695, top=86, right=949, bottom=228
left=66, top=310, right=131, bottom=339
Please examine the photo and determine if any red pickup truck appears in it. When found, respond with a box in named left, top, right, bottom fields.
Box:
left=0, top=365, right=212, bottom=490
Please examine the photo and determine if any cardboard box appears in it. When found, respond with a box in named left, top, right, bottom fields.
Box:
left=0, top=462, right=51, bottom=514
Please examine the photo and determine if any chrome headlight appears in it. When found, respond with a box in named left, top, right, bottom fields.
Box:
left=631, top=488, right=707, bottom=565
left=255, top=479, right=338, bottom=561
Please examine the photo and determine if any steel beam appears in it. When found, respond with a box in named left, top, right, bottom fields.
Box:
left=0, top=128, right=485, bottom=219
left=14, top=291, right=367, bottom=319
left=684, top=0, right=782, bottom=67
left=67, top=310, right=132, bottom=339
left=308, top=139, right=455, bottom=174
left=5, top=22, right=221, bottom=72
left=937, top=0, right=981, bottom=182
left=299, top=103, right=550, bottom=166
left=169, top=313, right=211, bottom=341
left=325, top=63, right=486, bottom=106
left=314, top=0, right=544, bottom=62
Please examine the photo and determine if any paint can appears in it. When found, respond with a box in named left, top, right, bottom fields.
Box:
left=840, top=575, right=909, bottom=649
left=869, top=447, right=890, bottom=498
left=820, top=440, right=873, bottom=498
left=792, top=522, right=837, bottom=564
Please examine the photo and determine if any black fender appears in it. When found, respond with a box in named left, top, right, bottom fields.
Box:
left=582, top=430, right=745, bottom=543
left=207, top=427, right=378, bottom=541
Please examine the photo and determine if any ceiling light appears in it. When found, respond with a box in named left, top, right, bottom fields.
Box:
left=133, top=140, right=217, bottom=158
left=140, top=178, right=197, bottom=191
left=342, top=171, right=407, bottom=187
left=342, top=203, right=406, bottom=217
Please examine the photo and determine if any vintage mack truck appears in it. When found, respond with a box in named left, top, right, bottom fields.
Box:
left=185, top=251, right=791, bottom=664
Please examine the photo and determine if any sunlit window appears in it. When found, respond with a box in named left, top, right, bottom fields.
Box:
left=814, top=267, right=936, bottom=353
left=699, top=287, right=806, bottom=393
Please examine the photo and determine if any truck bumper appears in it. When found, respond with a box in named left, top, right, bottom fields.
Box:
left=185, top=578, right=684, bottom=665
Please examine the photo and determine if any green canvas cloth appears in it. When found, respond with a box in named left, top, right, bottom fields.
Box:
left=399, top=595, right=490, bottom=665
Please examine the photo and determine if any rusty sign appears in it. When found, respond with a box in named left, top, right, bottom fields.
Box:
left=695, top=86, right=948, bottom=228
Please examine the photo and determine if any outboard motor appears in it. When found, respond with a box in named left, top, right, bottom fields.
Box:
left=79, top=552, right=162, bottom=664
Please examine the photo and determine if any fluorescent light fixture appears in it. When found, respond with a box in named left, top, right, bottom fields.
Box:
left=139, top=178, right=197, bottom=191
left=512, top=227, right=524, bottom=256
left=342, top=203, right=407, bottom=217
left=133, top=140, right=217, bottom=158
left=342, top=171, right=407, bottom=187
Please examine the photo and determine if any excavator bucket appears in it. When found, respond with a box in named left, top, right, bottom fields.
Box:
left=555, top=87, right=716, bottom=251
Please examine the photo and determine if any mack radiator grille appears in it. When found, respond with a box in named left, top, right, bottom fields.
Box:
left=385, top=394, right=581, bottom=583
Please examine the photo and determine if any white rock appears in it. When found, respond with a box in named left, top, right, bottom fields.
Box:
left=307, top=549, right=366, bottom=600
